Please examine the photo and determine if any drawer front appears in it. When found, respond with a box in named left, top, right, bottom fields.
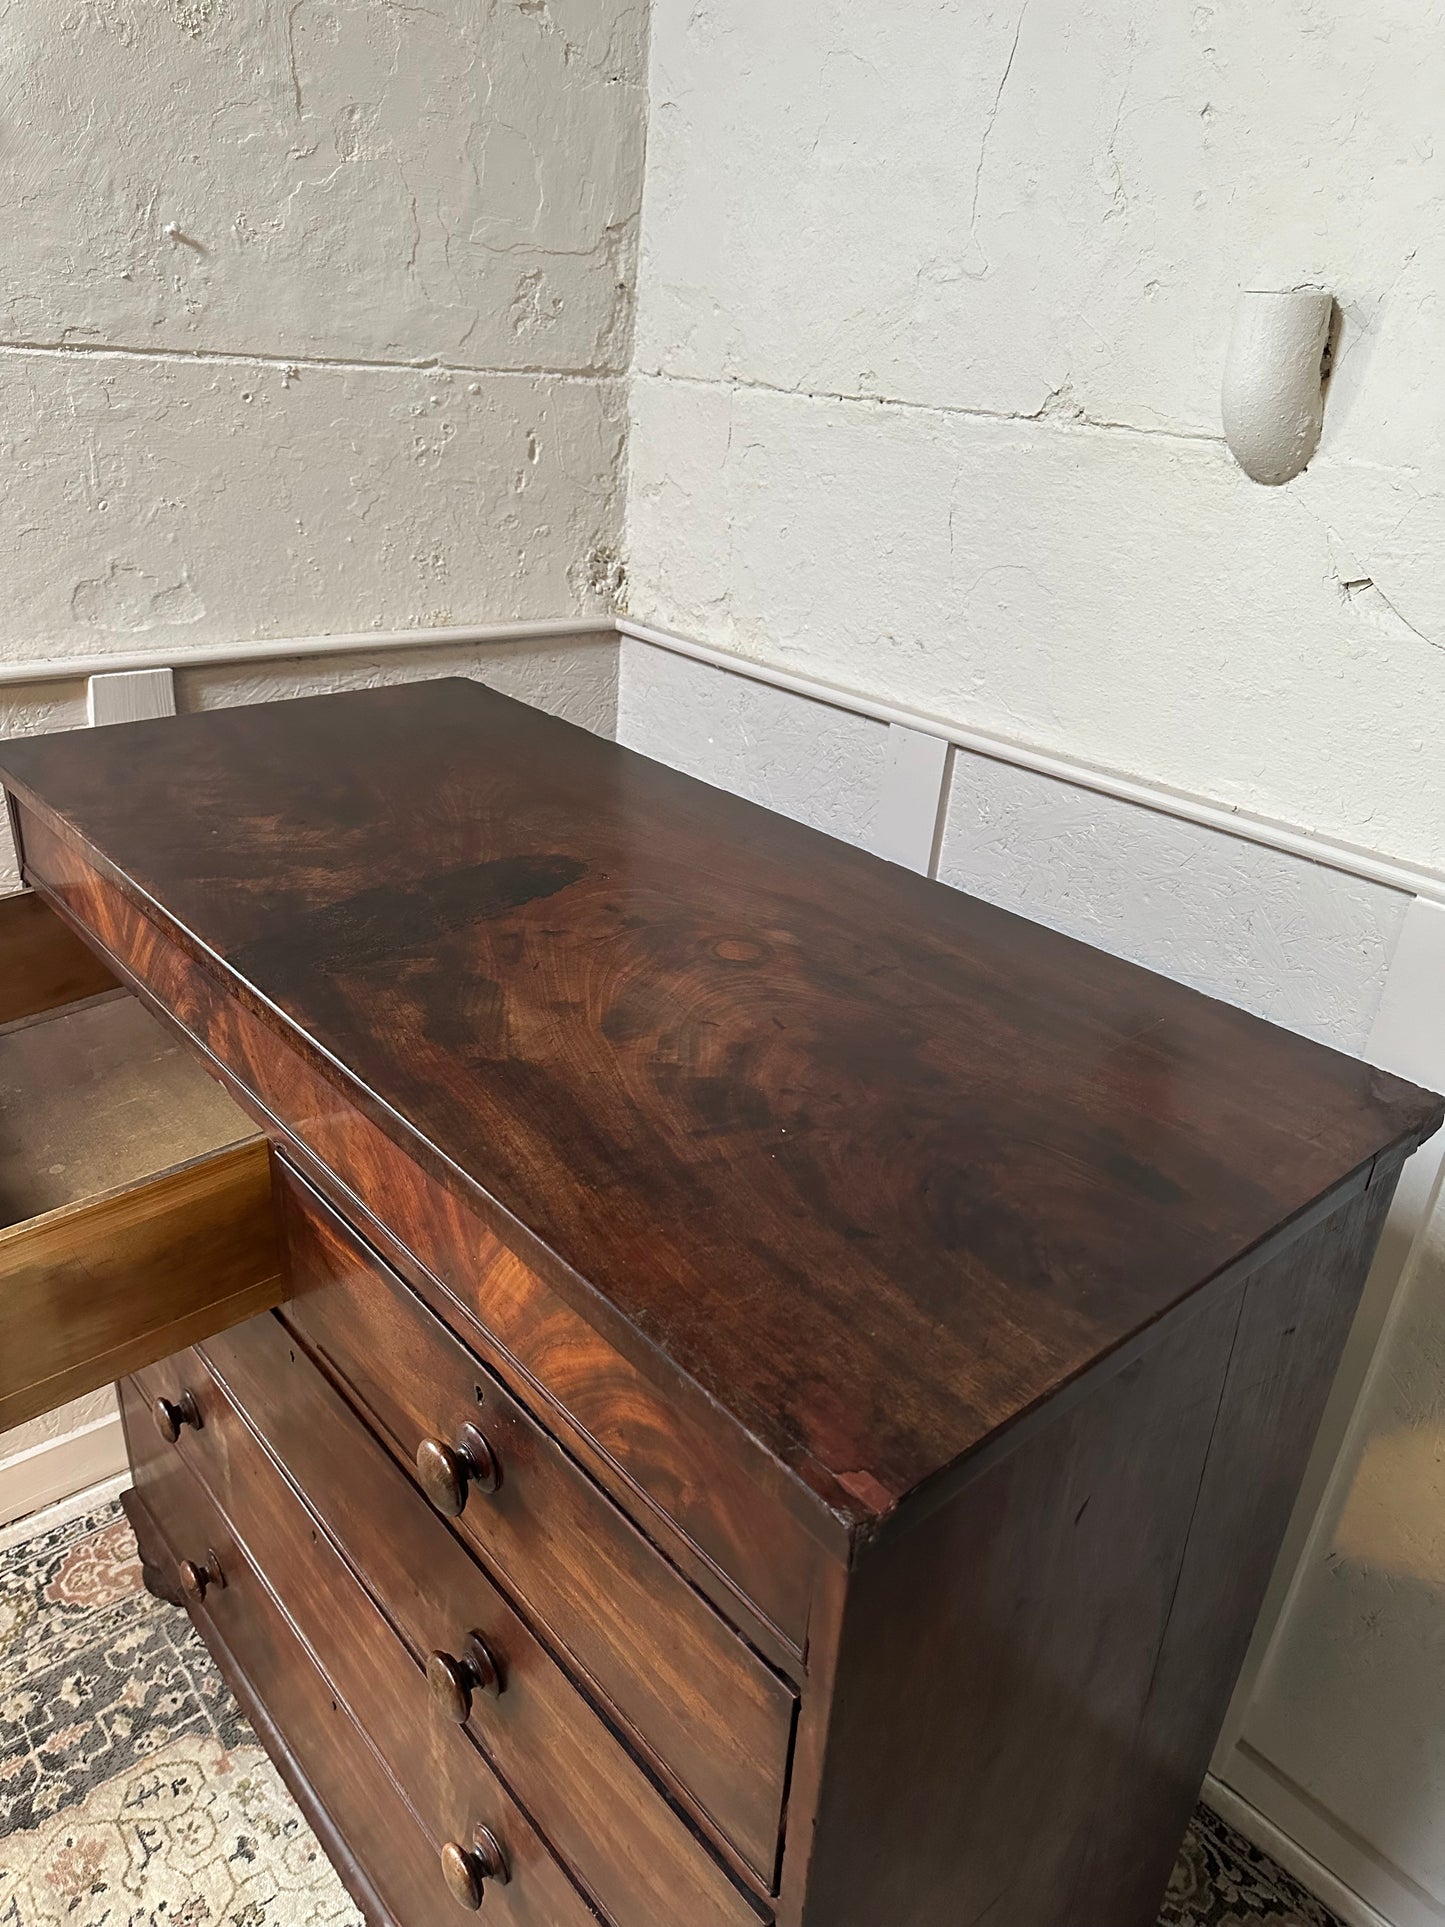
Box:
left=141, top=1323, right=764, bottom=1927
left=122, top=1373, right=599, bottom=1927
left=276, top=1162, right=796, bottom=1888
left=124, top=1411, right=466, bottom=1927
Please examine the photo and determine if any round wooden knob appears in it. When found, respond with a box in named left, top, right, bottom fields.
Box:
left=429, top=1651, right=473, bottom=1724
left=416, top=1439, right=468, bottom=1516
left=177, top=1553, right=223, bottom=1603
left=440, top=1830, right=508, bottom=1911
left=427, top=1637, right=503, bottom=1723
left=415, top=1426, right=500, bottom=1518
left=152, top=1391, right=201, bottom=1444
left=440, top=1840, right=484, bottom=1912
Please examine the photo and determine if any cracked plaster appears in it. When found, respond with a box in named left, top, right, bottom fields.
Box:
left=0, top=0, right=646, bottom=669
left=627, top=0, right=1445, bottom=873
left=2, top=0, right=646, bottom=369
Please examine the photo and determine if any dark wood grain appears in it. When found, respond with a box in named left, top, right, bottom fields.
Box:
left=787, top=1178, right=1399, bottom=1927
left=10, top=682, right=1441, bottom=1927
left=22, top=805, right=820, bottom=1651
left=120, top=1372, right=602, bottom=1927
left=4, top=681, right=1436, bottom=1537
left=147, top=1313, right=766, bottom=1921
left=0, top=887, right=116, bottom=1025
left=274, top=1161, right=794, bottom=1887
left=1070, top=1161, right=1403, bottom=1919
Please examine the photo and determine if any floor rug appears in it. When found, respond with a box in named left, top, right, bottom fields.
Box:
left=1, top=1499, right=1343, bottom=1926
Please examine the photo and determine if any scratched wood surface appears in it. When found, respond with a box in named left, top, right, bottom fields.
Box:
left=2, top=682, right=1439, bottom=1532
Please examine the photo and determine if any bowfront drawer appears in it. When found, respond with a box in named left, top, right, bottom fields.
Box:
left=121, top=1371, right=599, bottom=1927
left=276, top=1161, right=797, bottom=1891
left=139, top=1323, right=763, bottom=1927
left=0, top=894, right=283, bottom=1432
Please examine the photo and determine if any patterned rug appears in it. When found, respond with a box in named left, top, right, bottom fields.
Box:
left=0, top=1499, right=1342, bottom=1926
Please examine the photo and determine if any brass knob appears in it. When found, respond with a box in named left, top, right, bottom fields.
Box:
left=415, top=1424, right=500, bottom=1518
left=440, top=1829, right=509, bottom=1911
left=152, top=1391, right=202, bottom=1443
left=427, top=1636, right=503, bottom=1723
left=177, top=1551, right=224, bottom=1603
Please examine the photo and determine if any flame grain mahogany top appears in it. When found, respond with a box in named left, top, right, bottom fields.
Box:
left=3, top=680, right=1438, bottom=1536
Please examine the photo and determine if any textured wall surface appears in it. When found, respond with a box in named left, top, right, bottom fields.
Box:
left=0, top=0, right=645, bottom=663
left=3, top=0, right=643, bottom=370
left=626, top=0, right=1445, bottom=875
left=6, top=357, right=624, bottom=656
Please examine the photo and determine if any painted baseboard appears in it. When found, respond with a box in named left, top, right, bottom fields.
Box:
left=0, top=1409, right=129, bottom=1530
left=618, top=617, right=1445, bottom=907
left=0, top=1471, right=131, bottom=1553
left=1205, top=1771, right=1440, bottom=1927
left=1, top=606, right=1441, bottom=908
left=0, top=617, right=613, bottom=690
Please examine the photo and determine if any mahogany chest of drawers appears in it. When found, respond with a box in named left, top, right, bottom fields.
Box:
left=1, top=678, right=1439, bottom=1927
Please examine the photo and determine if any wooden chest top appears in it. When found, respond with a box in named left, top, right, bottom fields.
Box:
left=3, top=679, right=1437, bottom=1530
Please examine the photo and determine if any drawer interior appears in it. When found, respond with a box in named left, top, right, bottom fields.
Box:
left=0, top=892, right=285, bottom=1431
left=0, top=992, right=256, bottom=1226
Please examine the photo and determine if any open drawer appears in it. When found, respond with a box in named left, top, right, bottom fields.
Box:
left=0, top=892, right=283, bottom=1432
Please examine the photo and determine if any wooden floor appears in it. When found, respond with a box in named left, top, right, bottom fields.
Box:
left=0, top=1496, right=1343, bottom=1927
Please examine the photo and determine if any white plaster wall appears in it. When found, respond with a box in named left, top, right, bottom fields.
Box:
left=1, top=0, right=645, bottom=373
left=0, top=0, right=646, bottom=1517
left=3, top=356, right=624, bottom=663
left=626, top=0, right=1445, bottom=877
left=0, top=0, right=645, bottom=668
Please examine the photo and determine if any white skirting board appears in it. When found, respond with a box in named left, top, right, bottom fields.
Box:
left=0, top=1470, right=132, bottom=1553
left=0, top=1407, right=129, bottom=1530
left=1204, top=1775, right=1401, bottom=1927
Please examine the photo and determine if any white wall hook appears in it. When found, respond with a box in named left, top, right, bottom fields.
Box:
left=1222, top=287, right=1334, bottom=485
